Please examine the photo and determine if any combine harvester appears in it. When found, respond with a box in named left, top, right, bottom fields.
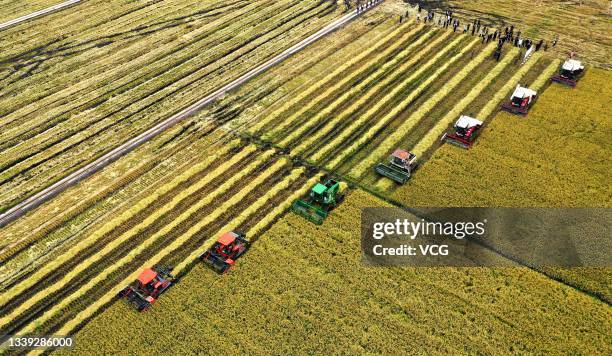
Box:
left=501, top=85, right=537, bottom=116
left=200, top=231, right=250, bottom=274
left=441, top=115, right=483, bottom=149
left=374, top=149, right=418, bottom=184
left=551, top=59, right=584, bottom=87
left=121, top=266, right=175, bottom=312
left=292, top=178, right=346, bottom=225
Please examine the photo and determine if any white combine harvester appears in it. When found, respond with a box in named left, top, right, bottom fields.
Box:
left=501, top=84, right=537, bottom=115
left=551, top=59, right=584, bottom=87
left=441, top=115, right=483, bottom=149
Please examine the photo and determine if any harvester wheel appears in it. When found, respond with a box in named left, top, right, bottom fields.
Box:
left=337, top=193, right=346, bottom=204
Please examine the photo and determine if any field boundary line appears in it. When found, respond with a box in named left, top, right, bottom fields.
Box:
left=0, top=0, right=84, bottom=31
left=0, top=3, right=380, bottom=228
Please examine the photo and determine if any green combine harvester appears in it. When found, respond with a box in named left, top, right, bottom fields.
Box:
left=292, top=178, right=346, bottom=225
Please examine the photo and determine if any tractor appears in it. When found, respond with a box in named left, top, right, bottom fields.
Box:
left=121, top=266, right=175, bottom=312
left=374, top=149, right=418, bottom=184
left=292, top=177, right=346, bottom=225
left=501, top=84, right=537, bottom=115
left=200, top=231, right=250, bottom=274
left=441, top=115, right=483, bottom=149
left=551, top=59, right=584, bottom=87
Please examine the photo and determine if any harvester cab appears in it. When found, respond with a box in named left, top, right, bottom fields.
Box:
left=121, top=266, right=175, bottom=312
left=441, top=115, right=483, bottom=149
left=551, top=59, right=584, bottom=87
left=200, top=231, right=250, bottom=274
left=501, top=84, right=537, bottom=115
left=292, top=178, right=346, bottom=225
left=374, top=149, right=417, bottom=184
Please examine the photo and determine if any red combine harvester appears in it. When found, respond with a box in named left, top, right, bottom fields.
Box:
left=200, top=231, right=250, bottom=273
left=121, top=266, right=175, bottom=312
left=441, top=115, right=483, bottom=149
left=501, top=84, right=537, bottom=116
left=551, top=59, right=584, bottom=87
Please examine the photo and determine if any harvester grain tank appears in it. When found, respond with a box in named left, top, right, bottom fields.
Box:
left=551, top=59, right=584, bottom=87
left=441, top=115, right=483, bottom=149
left=292, top=178, right=346, bottom=225
left=374, top=149, right=418, bottom=184
left=501, top=84, right=537, bottom=115
left=200, top=231, right=250, bottom=273
left=121, top=266, right=175, bottom=312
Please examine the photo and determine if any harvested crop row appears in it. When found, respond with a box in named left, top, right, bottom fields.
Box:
left=0, top=1, right=336, bottom=210
left=15, top=156, right=289, bottom=336
left=252, top=22, right=419, bottom=138
left=288, top=29, right=446, bottom=155
left=348, top=41, right=495, bottom=178
left=31, top=161, right=301, bottom=340
left=530, top=59, right=562, bottom=92
left=307, top=33, right=465, bottom=164
left=0, top=142, right=250, bottom=318
left=0, top=146, right=269, bottom=333
left=410, top=48, right=519, bottom=158
left=476, top=53, right=543, bottom=120
left=0, top=1, right=312, bottom=164
left=0, top=0, right=274, bottom=125
left=174, top=167, right=309, bottom=274
left=0, top=122, right=223, bottom=285
left=0, top=130, right=234, bottom=262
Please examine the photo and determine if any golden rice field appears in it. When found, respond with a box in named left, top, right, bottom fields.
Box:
left=65, top=189, right=612, bottom=354
left=391, top=68, right=612, bottom=301
left=0, top=0, right=609, bottom=352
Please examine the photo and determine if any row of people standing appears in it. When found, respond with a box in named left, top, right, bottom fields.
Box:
left=402, top=5, right=558, bottom=61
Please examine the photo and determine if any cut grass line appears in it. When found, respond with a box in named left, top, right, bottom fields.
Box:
left=410, top=47, right=520, bottom=158
left=309, top=33, right=465, bottom=163
left=0, top=139, right=242, bottom=312
left=289, top=29, right=449, bottom=155
left=248, top=21, right=417, bottom=136
left=174, top=167, right=308, bottom=274
left=476, top=53, right=543, bottom=120
left=0, top=146, right=264, bottom=330
left=41, top=160, right=294, bottom=339
left=18, top=156, right=288, bottom=336
left=335, top=39, right=486, bottom=175
left=246, top=174, right=324, bottom=237
left=531, top=59, right=562, bottom=92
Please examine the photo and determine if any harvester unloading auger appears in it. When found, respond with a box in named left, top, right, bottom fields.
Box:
left=292, top=177, right=347, bottom=225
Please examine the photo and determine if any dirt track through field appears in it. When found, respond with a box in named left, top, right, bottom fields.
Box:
left=0, top=0, right=84, bottom=31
